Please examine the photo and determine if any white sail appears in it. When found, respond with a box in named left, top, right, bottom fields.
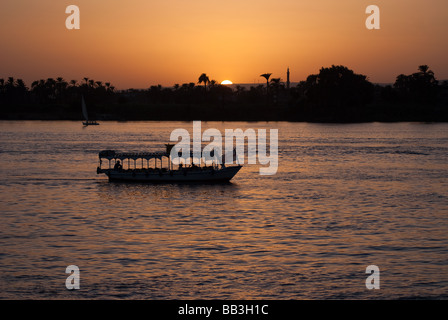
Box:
left=81, top=96, right=89, bottom=121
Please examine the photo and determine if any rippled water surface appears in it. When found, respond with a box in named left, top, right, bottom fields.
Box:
left=0, top=121, right=447, bottom=299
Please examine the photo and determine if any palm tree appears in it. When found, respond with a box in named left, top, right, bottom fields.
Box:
left=6, top=77, right=15, bottom=91
left=69, top=80, right=78, bottom=87
left=270, top=78, right=282, bottom=92
left=15, top=79, right=27, bottom=90
left=198, top=73, right=210, bottom=92
left=417, top=65, right=437, bottom=84
left=30, top=81, right=40, bottom=100
left=260, top=73, right=272, bottom=93
left=45, top=78, right=57, bottom=99
left=418, top=65, right=431, bottom=75
left=83, top=77, right=89, bottom=85
left=54, top=77, right=67, bottom=101
left=412, top=65, right=438, bottom=101
left=56, top=77, right=67, bottom=89
left=46, top=78, right=56, bottom=86
left=209, top=80, right=217, bottom=89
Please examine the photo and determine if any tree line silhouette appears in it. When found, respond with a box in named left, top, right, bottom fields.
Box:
left=1, top=65, right=447, bottom=122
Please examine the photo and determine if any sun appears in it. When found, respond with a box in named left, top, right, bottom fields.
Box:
left=221, top=80, right=233, bottom=85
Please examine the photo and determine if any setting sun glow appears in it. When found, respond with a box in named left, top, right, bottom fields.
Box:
left=221, top=80, right=233, bottom=85
left=1, top=1, right=448, bottom=88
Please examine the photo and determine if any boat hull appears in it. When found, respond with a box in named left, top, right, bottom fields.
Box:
left=98, top=166, right=242, bottom=183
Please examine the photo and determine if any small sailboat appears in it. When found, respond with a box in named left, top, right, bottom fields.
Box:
left=82, top=96, right=99, bottom=126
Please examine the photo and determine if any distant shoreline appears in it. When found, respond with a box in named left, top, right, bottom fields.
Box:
left=2, top=65, right=447, bottom=123
left=5, top=114, right=442, bottom=124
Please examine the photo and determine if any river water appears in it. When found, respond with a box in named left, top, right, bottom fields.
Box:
left=0, top=121, right=447, bottom=299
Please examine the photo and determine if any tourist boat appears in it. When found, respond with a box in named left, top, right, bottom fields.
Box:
left=82, top=96, right=99, bottom=126
left=96, top=145, right=242, bottom=182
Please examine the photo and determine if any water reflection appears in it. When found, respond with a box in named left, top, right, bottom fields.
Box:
left=96, top=180, right=241, bottom=203
left=1, top=121, right=448, bottom=299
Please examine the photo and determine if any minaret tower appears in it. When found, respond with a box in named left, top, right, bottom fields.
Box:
left=287, top=67, right=290, bottom=90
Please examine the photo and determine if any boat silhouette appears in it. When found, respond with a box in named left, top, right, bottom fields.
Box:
left=97, top=145, right=242, bottom=183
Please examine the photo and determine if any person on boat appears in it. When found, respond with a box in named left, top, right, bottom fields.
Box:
left=114, top=160, right=122, bottom=171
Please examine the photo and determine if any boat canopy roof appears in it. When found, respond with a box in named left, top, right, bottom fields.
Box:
left=99, top=150, right=168, bottom=161
left=99, top=149, right=223, bottom=161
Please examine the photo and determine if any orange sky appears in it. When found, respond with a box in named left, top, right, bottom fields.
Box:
left=1, top=0, right=447, bottom=89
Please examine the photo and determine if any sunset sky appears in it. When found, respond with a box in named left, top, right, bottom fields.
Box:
left=1, top=0, right=447, bottom=89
